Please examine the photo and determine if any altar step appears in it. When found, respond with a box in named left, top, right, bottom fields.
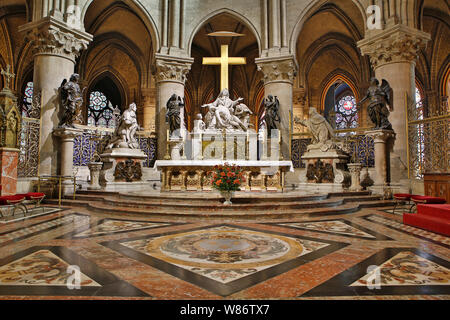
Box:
left=44, top=191, right=395, bottom=220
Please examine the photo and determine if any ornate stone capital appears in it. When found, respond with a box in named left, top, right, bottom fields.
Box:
left=255, top=56, right=298, bottom=85
left=154, top=54, right=194, bottom=84
left=358, top=25, right=430, bottom=69
left=19, top=17, right=93, bottom=62
left=366, top=129, right=396, bottom=144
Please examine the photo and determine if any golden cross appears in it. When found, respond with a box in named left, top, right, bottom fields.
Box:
left=1, top=65, right=15, bottom=90
left=202, top=45, right=246, bottom=92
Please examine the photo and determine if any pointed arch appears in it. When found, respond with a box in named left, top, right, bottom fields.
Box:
left=187, top=8, right=262, bottom=56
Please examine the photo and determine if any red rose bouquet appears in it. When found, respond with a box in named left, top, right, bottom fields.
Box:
left=210, top=163, right=245, bottom=192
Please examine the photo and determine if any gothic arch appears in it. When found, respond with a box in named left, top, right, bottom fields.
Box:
left=187, top=8, right=262, bottom=57
left=81, top=0, right=160, bottom=51
left=289, top=0, right=366, bottom=56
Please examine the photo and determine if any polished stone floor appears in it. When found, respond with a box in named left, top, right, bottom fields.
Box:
left=0, top=203, right=448, bottom=300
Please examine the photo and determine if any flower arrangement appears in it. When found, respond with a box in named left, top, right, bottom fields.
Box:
left=210, top=163, right=245, bottom=192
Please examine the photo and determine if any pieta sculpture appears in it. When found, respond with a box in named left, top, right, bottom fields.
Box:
left=201, top=89, right=249, bottom=131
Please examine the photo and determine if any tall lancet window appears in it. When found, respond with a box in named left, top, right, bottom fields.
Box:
left=415, top=85, right=425, bottom=175
left=323, top=80, right=359, bottom=131
left=88, top=91, right=116, bottom=128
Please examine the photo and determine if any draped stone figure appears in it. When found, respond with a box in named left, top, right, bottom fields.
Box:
left=59, top=73, right=85, bottom=127
left=201, top=89, right=247, bottom=131
left=358, top=78, right=393, bottom=130
left=263, top=95, right=281, bottom=135
left=107, top=103, right=141, bottom=149
left=295, top=107, right=335, bottom=152
left=166, top=94, right=184, bottom=137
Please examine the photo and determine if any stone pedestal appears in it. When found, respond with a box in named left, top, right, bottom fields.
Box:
left=0, top=148, right=20, bottom=196
left=87, top=162, right=103, bottom=190
left=300, top=148, right=351, bottom=190
left=366, top=130, right=396, bottom=186
left=348, top=163, right=363, bottom=192
left=99, top=148, right=148, bottom=192
left=53, top=127, right=83, bottom=194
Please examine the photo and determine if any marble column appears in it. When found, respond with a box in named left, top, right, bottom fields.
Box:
left=358, top=25, right=430, bottom=182
left=256, top=56, right=297, bottom=160
left=154, top=54, right=193, bottom=159
left=366, top=130, right=396, bottom=186
left=19, top=18, right=92, bottom=176
left=53, top=127, right=83, bottom=193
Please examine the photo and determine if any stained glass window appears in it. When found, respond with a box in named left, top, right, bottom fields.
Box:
left=21, top=82, right=34, bottom=117
left=415, top=86, right=425, bottom=172
left=87, top=91, right=116, bottom=128
left=335, top=95, right=358, bottom=129
left=415, top=87, right=424, bottom=120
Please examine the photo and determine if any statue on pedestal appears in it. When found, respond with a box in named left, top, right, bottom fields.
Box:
left=201, top=89, right=247, bottom=131
left=166, top=94, right=184, bottom=137
left=358, top=78, right=393, bottom=130
left=295, top=107, right=335, bottom=152
left=107, top=103, right=141, bottom=149
left=262, top=95, right=280, bottom=135
left=59, top=73, right=85, bottom=127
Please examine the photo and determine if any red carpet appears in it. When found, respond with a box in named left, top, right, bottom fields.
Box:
left=403, top=204, right=450, bottom=236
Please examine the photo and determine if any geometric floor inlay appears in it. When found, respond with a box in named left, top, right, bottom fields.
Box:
left=0, top=249, right=101, bottom=287
left=350, top=251, right=450, bottom=287
left=102, top=224, right=348, bottom=296
left=59, top=218, right=176, bottom=239
left=275, top=219, right=392, bottom=240
left=301, top=248, right=450, bottom=297
left=0, top=246, right=149, bottom=297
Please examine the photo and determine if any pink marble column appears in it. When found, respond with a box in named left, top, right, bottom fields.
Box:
left=0, top=148, right=20, bottom=196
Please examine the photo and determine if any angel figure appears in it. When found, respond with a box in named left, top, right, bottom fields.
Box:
left=358, top=78, right=393, bottom=130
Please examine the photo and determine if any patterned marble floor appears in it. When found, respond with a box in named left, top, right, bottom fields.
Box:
left=0, top=205, right=448, bottom=300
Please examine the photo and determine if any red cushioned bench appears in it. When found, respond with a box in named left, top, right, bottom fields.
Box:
left=393, top=193, right=416, bottom=214
left=403, top=204, right=450, bottom=236
left=0, top=195, right=27, bottom=218
left=17, top=192, right=46, bottom=214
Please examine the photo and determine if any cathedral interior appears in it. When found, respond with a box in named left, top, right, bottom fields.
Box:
left=0, top=0, right=448, bottom=305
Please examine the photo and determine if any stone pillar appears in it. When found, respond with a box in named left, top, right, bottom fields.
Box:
left=19, top=18, right=92, bottom=176
left=348, top=163, right=362, bottom=192
left=154, top=54, right=193, bottom=159
left=256, top=56, right=297, bottom=160
left=366, top=130, right=396, bottom=186
left=53, top=128, right=83, bottom=193
left=358, top=26, right=430, bottom=182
